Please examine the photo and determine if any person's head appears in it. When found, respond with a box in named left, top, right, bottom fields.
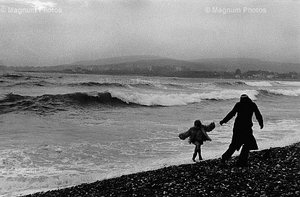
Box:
left=240, top=94, right=252, bottom=103
left=194, top=120, right=202, bottom=127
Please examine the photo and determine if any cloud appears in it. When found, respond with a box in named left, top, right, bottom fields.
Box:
left=0, top=0, right=57, bottom=10
left=0, top=0, right=299, bottom=66
left=25, top=0, right=56, bottom=10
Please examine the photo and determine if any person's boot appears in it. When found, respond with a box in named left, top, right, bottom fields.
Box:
left=237, top=147, right=249, bottom=167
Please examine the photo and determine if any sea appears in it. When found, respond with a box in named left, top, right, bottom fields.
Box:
left=0, top=72, right=299, bottom=196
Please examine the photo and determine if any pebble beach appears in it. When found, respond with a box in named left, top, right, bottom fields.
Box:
left=23, top=142, right=300, bottom=197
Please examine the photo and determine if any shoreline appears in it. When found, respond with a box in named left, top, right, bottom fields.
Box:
left=22, top=142, right=300, bottom=197
left=8, top=70, right=300, bottom=81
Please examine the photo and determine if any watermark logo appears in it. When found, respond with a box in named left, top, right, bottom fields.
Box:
left=0, top=5, right=62, bottom=15
left=205, top=6, right=267, bottom=15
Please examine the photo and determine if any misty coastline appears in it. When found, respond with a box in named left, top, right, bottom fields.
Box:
left=1, top=57, right=300, bottom=81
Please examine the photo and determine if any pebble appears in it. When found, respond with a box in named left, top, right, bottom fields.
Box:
left=23, top=142, right=300, bottom=197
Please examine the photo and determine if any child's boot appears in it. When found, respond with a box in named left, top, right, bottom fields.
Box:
left=192, top=153, right=197, bottom=162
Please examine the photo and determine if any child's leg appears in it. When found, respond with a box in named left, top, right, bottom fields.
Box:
left=192, top=146, right=197, bottom=162
left=198, top=145, right=202, bottom=160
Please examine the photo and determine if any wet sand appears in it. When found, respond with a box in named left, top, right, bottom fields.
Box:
left=23, top=142, right=300, bottom=197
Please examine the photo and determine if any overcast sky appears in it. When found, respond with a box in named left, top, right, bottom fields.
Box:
left=0, top=0, right=299, bottom=66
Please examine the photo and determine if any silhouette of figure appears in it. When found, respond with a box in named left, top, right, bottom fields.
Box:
left=220, top=94, right=263, bottom=166
left=179, top=120, right=215, bottom=162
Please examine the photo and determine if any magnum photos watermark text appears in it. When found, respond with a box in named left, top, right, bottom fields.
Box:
left=205, top=6, right=267, bottom=15
left=0, top=5, right=62, bottom=15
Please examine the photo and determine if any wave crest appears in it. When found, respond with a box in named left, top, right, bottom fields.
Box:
left=3, top=87, right=299, bottom=114
left=70, top=82, right=128, bottom=88
left=0, top=92, right=135, bottom=114
left=215, top=81, right=246, bottom=86
left=243, top=81, right=273, bottom=87
left=215, top=80, right=274, bottom=87
left=274, top=81, right=300, bottom=87
left=0, top=89, right=260, bottom=114
left=110, top=89, right=259, bottom=106
left=260, top=89, right=300, bottom=97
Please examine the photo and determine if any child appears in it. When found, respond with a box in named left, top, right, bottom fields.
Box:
left=179, top=120, right=215, bottom=162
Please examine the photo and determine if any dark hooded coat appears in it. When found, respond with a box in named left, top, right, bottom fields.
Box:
left=221, top=96, right=263, bottom=151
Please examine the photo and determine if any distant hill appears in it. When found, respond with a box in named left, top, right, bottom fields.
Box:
left=10, top=56, right=300, bottom=75
left=21, top=57, right=198, bottom=73
left=0, top=66, right=7, bottom=71
left=0, top=61, right=8, bottom=71
left=190, top=58, right=300, bottom=73
left=69, top=57, right=300, bottom=73
left=72, top=55, right=163, bottom=66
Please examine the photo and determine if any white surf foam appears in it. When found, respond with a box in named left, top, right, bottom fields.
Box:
left=263, top=88, right=300, bottom=96
left=243, top=81, right=273, bottom=87
left=254, top=119, right=300, bottom=149
left=275, top=81, right=300, bottom=87
left=109, top=89, right=259, bottom=106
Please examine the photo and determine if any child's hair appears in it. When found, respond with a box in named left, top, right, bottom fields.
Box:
left=194, top=120, right=202, bottom=127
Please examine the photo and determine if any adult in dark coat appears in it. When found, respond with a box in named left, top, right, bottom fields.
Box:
left=219, top=94, right=263, bottom=166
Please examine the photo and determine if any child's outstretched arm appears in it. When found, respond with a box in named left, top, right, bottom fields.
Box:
left=178, top=128, right=192, bottom=140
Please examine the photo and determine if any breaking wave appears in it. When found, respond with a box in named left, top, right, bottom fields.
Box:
left=69, top=82, right=128, bottom=88
left=68, top=80, right=186, bottom=90
left=0, top=89, right=259, bottom=113
left=215, top=81, right=273, bottom=87
left=0, top=73, right=49, bottom=80
left=1, top=87, right=299, bottom=114
left=214, top=81, right=246, bottom=86
left=274, top=81, right=300, bottom=87
left=243, top=81, right=273, bottom=87
left=216, top=80, right=300, bottom=88
left=0, top=92, right=135, bottom=114
left=259, top=88, right=300, bottom=97
left=7, top=81, right=55, bottom=87
left=1, top=73, right=24, bottom=79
